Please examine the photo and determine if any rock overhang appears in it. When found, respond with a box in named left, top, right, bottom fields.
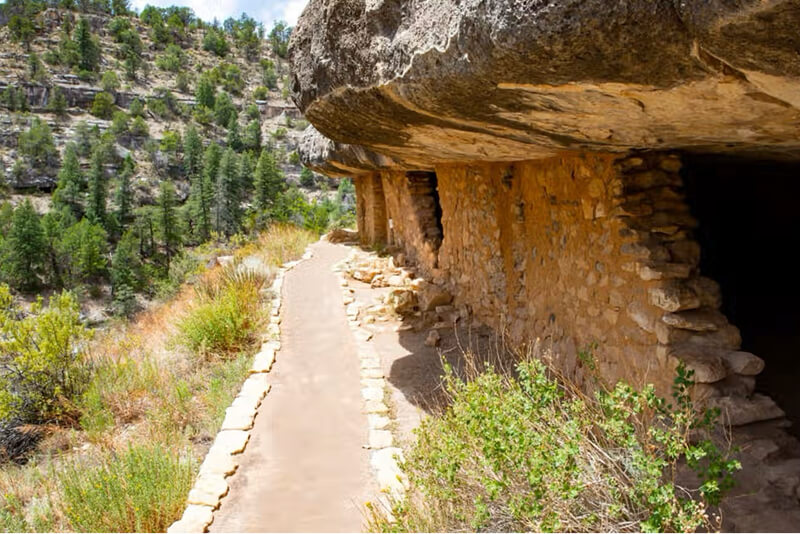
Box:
left=289, top=0, right=800, bottom=172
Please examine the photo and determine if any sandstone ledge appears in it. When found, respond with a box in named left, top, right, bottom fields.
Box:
left=290, top=0, right=800, bottom=169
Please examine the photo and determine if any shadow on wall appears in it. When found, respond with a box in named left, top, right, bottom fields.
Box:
left=683, top=153, right=800, bottom=439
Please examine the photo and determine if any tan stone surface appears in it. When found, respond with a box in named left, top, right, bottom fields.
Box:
left=209, top=430, right=250, bottom=456
left=167, top=505, right=214, bottom=533
left=187, top=475, right=229, bottom=507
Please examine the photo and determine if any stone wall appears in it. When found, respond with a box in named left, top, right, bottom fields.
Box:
left=354, top=173, right=388, bottom=247
left=357, top=151, right=781, bottom=424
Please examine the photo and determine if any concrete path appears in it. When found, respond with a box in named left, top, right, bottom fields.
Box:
left=210, top=241, right=374, bottom=532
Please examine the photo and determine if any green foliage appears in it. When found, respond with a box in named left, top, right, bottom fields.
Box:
left=27, top=52, right=48, bottom=83
left=194, top=74, right=215, bottom=109
left=130, top=116, right=149, bottom=137
left=177, top=263, right=265, bottom=357
left=90, top=91, right=115, bottom=119
left=252, top=86, right=269, bottom=100
left=175, top=71, right=192, bottom=93
left=225, top=115, right=242, bottom=151
left=369, top=358, right=741, bottom=533
left=271, top=126, right=288, bottom=140
left=110, top=111, right=130, bottom=138
left=213, top=148, right=242, bottom=236
left=260, top=59, right=278, bottom=89
left=53, top=143, right=84, bottom=219
left=61, top=219, right=108, bottom=285
left=48, top=86, right=68, bottom=115
left=85, top=147, right=107, bottom=227
left=19, top=118, right=59, bottom=170
left=243, top=119, right=262, bottom=152
left=110, top=230, right=143, bottom=315
left=0, top=288, right=91, bottom=424
left=210, top=62, right=244, bottom=95
left=129, top=98, right=145, bottom=118
left=155, top=44, right=186, bottom=73
left=0, top=200, right=45, bottom=290
left=159, top=130, right=182, bottom=153
left=253, top=148, right=285, bottom=212
left=155, top=181, right=181, bottom=268
left=202, top=27, right=229, bottom=57
left=299, top=167, right=315, bottom=188
left=114, top=154, right=135, bottom=232
left=101, top=71, right=120, bottom=93
left=214, top=91, right=236, bottom=127
left=59, top=445, right=194, bottom=532
left=268, top=21, right=291, bottom=58
left=1, top=85, right=28, bottom=112
left=183, top=125, right=203, bottom=180
left=74, top=18, right=100, bottom=73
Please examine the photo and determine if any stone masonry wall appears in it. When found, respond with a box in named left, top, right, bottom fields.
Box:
left=356, top=152, right=783, bottom=426
left=354, top=173, right=388, bottom=247
left=380, top=170, right=442, bottom=277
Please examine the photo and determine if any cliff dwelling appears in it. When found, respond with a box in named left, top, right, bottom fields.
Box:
left=289, top=0, right=800, bottom=529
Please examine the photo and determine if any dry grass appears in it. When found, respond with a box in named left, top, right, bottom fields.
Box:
left=0, top=225, right=316, bottom=532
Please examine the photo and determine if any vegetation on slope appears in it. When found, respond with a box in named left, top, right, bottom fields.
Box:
left=368, top=354, right=740, bottom=533
left=0, top=224, right=315, bottom=532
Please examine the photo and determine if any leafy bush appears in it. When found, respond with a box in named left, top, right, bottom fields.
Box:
left=59, top=445, right=194, bottom=532
left=202, top=27, right=229, bottom=57
left=368, top=356, right=740, bottom=533
left=177, top=263, right=266, bottom=357
left=0, top=287, right=92, bottom=425
left=90, top=91, right=115, bottom=119
left=18, top=118, right=58, bottom=170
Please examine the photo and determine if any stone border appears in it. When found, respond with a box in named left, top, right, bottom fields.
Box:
left=167, top=246, right=315, bottom=533
left=333, top=249, right=408, bottom=513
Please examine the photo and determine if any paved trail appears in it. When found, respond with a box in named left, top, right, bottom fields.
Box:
left=211, top=241, right=374, bottom=532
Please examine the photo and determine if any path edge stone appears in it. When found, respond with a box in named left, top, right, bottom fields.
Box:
left=167, top=240, right=318, bottom=533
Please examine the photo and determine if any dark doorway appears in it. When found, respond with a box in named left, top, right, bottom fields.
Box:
left=683, top=154, right=800, bottom=436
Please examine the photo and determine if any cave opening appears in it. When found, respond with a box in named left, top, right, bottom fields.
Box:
left=683, top=154, right=800, bottom=436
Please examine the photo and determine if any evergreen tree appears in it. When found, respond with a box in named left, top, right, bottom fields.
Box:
left=243, top=118, right=262, bottom=152
left=85, top=147, right=107, bottom=226
left=48, top=86, right=68, bottom=116
left=226, top=115, right=242, bottom=151
left=238, top=151, right=254, bottom=196
left=253, top=148, right=285, bottom=211
left=213, top=148, right=241, bottom=236
left=41, top=207, right=77, bottom=288
left=155, top=181, right=181, bottom=268
left=183, top=125, right=203, bottom=180
left=61, top=219, right=108, bottom=285
left=110, top=230, right=142, bottom=315
left=1, top=200, right=45, bottom=290
left=214, top=91, right=236, bottom=127
left=74, top=18, right=100, bottom=73
left=194, top=75, right=215, bottom=109
left=52, top=143, right=84, bottom=219
left=114, top=154, right=135, bottom=232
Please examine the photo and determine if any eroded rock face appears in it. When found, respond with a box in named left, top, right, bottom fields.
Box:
left=290, top=0, right=800, bottom=169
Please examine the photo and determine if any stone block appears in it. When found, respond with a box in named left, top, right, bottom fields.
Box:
left=220, top=406, right=256, bottom=431
left=187, top=474, right=228, bottom=507
left=709, top=394, right=785, bottom=426
left=721, top=351, right=765, bottom=376
left=209, top=430, right=250, bottom=456
left=198, top=450, right=239, bottom=478
left=368, top=429, right=394, bottom=449
left=662, top=309, right=725, bottom=332
left=167, top=505, right=214, bottom=533
left=417, top=281, right=453, bottom=311
left=649, top=283, right=701, bottom=312
left=250, top=349, right=276, bottom=374
left=669, top=348, right=727, bottom=383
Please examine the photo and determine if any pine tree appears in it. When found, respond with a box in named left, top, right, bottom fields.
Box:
left=52, top=143, right=84, bottom=219
left=194, top=74, right=215, bottom=109
left=243, top=118, right=262, bottom=152
left=85, top=147, right=107, bottom=226
left=225, top=115, right=242, bottom=151
left=189, top=173, right=213, bottom=243
left=114, top=154, right=134, bottom=232
left=183, top=125, right=203, bottom=180
left=155, top=181, right=181, bottom=268
left=213, top=148, right=241, bottom=236
left=1, top=200, right=45, bottom=290
left=74, top=18, right=100, bottom=73
left=253, top=148, right=285, bottom=211
left=110, top=230, right=141, bottom=316
left=238, top=151, right=254, bottom=197
left=41, top=208, right=77, bottom=288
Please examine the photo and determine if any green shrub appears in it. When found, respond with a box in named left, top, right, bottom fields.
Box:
left=90, top=91, right=115, bottom=119
left=0, top=288, right=92, bottom=424
left=177, top=265, right=265, bottom=357
left=59, top=445, right=194, bottom=532
left=368, top=357, right=741, bottom=533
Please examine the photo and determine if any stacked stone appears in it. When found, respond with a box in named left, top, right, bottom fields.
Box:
left=613, top=153, right=783, bottom=427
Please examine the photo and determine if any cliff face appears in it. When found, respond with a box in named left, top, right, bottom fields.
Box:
left=290, top=0, right=800, bottom=170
